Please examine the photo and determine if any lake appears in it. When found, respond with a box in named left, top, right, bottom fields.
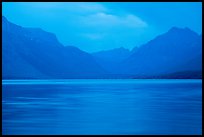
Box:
left=2, top=79, right=202, bottom=135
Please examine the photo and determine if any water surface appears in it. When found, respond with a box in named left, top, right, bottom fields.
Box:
left=2, top=79, right=202, bottom=135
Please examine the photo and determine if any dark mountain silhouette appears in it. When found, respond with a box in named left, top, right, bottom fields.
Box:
left=2, top=16, right=106, bottom=79
left=2, top=16, right=202, bottom=79
left=92, top=47, right=131, bottom=73
left=92, top=47, right=130, bottom=63
left=121, top=27, right=202, bottom=78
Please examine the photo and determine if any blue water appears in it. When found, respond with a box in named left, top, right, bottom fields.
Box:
left=2, top=79, right=202, bottom=135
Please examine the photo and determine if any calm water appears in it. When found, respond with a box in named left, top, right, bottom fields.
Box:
left=2, top=79, right=202, bottom=135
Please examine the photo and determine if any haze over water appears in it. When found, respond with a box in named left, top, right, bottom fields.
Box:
left=2, top=79, right=202, bottom=135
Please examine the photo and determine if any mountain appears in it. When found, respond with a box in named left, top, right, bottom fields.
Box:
left=2, top=16, right=106, bottom=79
left=92, top=47, right=130, bottom=63
left=132, top=71, right=202, bottom=79
left=122, top=27, right=202, bottom=77
left=130, top=46, right=139, bottom=55
left=2, top=16, right=202, bottom=79
left=92, top=47, right=130, bottom=73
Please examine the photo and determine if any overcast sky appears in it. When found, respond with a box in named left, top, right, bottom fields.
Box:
left=2, top=2, right=202, bottom=52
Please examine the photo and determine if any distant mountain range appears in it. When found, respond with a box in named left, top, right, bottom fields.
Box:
left=2, top=16, right=106, bottom=79
left=92, top=47, right=131, bottom=73
left=122, top=27, right=202, bottom=77
left=2, top=16, right=202, bottom=79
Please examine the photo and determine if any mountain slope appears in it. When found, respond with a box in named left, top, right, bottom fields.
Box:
left=92, top=47, right=130, bottom=73
left=2, top=16, right=201, bottom=79
left=2, top=16, right=106, bottom=79
left=122, top=27, right=202, bottom=77
left=92, top=47, right=130, bottom=63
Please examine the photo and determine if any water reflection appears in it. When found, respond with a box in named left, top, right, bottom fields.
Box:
left=2, top=79, right=202, bottom=135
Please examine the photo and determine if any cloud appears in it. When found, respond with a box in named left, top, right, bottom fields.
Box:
left=123, top=14, right=148, bottom=27
left=81, top=12, right=147, bottom=28
left=72, top=2, right=107, bottom=13
left=17, top=2, right=147, bottom=28
left=78, top=11, right=148, bottom=45
left=17, top=2, right=107, bottom=14
left=81, top=33, right=105, bottom=40
left=3, top=2, right=149, bottom=52
left=14, top=2, right=147, bottom=29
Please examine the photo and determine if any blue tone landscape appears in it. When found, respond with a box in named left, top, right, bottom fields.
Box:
left=2, top=2, right=202, bottom=135
left=2, top=16, right=202, bottom=79
left=2, top=80, right=202, bottom=135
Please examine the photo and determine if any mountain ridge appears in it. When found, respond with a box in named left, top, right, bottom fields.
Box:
left=2, top=16, right=202, bottom=79
left=2, top=16, right=106, bottom=79
left=121, top=26, right=201, bottom=76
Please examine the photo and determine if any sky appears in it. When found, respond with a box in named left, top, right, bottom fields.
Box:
left=2, top=2, right=202, bottom=53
